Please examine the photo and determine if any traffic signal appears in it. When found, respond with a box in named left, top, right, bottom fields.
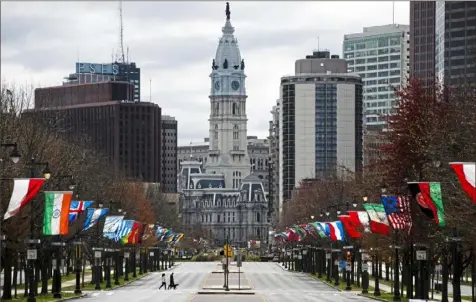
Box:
left=346, top=251, right=352, bottom=262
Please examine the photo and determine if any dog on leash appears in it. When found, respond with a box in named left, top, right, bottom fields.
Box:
left=167, top=283, right=179, bottom=290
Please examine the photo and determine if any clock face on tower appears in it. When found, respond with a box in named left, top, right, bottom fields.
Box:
left=231, top=80, right=240, bottom=91
left=214, top=81, right=220, bottom=91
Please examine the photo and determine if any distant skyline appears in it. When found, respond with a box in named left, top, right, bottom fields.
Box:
left=1, top=1, right=409, bottom=145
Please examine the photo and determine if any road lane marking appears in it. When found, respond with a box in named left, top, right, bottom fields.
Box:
left=260, top=294, right=269, bottom=302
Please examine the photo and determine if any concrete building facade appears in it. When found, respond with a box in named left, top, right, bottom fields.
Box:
left=343, top=24, right=410, bottom=129
left=161, top=115, right=178, bottom=193
left=278, top=51, right=363, bottom=220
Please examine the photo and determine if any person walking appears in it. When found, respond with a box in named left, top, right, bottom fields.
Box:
left=169, top=273, right=175, bottom=289
left=159, top=273, right=167, bottom=290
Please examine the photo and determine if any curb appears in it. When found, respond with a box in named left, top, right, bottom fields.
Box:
left=202, top=287, right=252, bottom=290
left=358, top=293, right=388, bottom=302
left=274, top=263, right=289, bottom=271
left=312, top=277, right=343, bottom=292
left=211, top=271, right=243, bottom=274
left=58, top=293, right=88, bottom=301
left=197, top=291, right=255, bottom=295
left=105, top=272, right=152, bottom=290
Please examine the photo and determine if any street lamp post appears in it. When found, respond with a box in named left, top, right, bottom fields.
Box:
left=26, top=158, right=51, bottom=302
left=92, top=248, right=102, bottom=290
left=0, top=142, right=21, bottom=299
left=124, top=250, right=130, bottom=281
left=72, top=241, right=82, bottom=294
left=51, top=242, right=65, bottom=298
left=373, top=248, right=381, bottom=296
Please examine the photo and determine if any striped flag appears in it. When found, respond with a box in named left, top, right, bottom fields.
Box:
left=115, top=220, right=134, bottom=242
left=380, top=195, right=412, bottom=233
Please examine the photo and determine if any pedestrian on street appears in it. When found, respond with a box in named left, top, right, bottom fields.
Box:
left=159, top=273, right=167, bottom=290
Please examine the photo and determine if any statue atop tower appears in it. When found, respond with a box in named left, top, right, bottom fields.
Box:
left=226, top=2, right=231, bottom=20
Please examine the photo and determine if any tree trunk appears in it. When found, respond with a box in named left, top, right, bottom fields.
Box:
left=2, top=247, right=13, bottom=300
left=453, top=250, right=462, bottom=302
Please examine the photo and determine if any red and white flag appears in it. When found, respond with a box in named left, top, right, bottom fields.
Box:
left=450, top=162, right=476, bottom=203
left=4, top=178, right=45, bottom=220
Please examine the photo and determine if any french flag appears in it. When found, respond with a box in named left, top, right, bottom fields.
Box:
left=327, top=221, right=345, bottom=242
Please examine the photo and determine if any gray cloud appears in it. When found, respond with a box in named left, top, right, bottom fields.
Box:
left=1, top=1, right=410, bottom=146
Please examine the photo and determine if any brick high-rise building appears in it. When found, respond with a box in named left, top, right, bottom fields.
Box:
left=32, top=81, right=162, bottom=183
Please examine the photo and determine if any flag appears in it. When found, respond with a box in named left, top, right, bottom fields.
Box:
left=348, top=211, right=370, bottom=233
left=450, top=162, right=476, bottom=203
left=43, top=191, right=73, bottom=235
left=69, top=201, right=94, bottom=223
left=338, top=215, right=362, bottom=238
left=4, top=178, right=45, bottom=220
left=408, top=182, right=445, bottom=227
left=115, top=220, right=134, bottom=242
left=142, top=224, right=156, bottom=240
left=83, top=208, right=109, bottom=231
left=309, top=222, right=327, bottom=238
left=381, top=195, right=412, bottom=233
left=103, top=216, right=124, bottom=239
left=363, top=203, right=390, bottom=235
left=327, top=221, right=345, bottom=241
left=123, top=221, right=140, bottom=244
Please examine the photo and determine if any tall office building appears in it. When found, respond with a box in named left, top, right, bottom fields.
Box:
left=64, top=62, right=141, bottom=102
left=410, top=1, right=436, bottom=92
left=161, top=115, right=178, bottom=193
left=278, top=51, right=363, bottom=216
left=410, top=1, right=476, bottom=90
left=32, top=81, right=161, bottom=183
left=343, top=24, right=410, bottom=130
left=435, top=1, right=476, bottom=87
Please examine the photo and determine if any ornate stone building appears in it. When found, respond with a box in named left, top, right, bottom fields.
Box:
left=178, top=3, right=269, bottom=248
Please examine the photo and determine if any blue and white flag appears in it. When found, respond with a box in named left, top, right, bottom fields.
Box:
left=83, top=208, right=109, bottom=231
left=114, top=220, right=134, bottom=242
left=69, top=201, right=94, bottom=223
left=103, top=216, right=124, bottom=239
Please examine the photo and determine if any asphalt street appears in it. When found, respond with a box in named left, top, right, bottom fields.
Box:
left=80, top=262, right=382, bottom=302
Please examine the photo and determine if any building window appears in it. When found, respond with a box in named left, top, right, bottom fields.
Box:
left=232, top=103, right=238, bottom=115
left=217, top=214, right=221, bottom=222
left=256, top=212, right=261, bottom=222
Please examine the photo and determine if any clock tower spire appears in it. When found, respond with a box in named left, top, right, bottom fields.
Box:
left=205, top=2, right=250, bottom=190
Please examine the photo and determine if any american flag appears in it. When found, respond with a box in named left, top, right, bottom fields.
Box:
left=381, top=195, right=412, bottom=233
left=68, top=201, right=94, bottom=223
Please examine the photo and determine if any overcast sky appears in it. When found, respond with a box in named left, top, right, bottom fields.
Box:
left=1, top=1, right=409, bottom=146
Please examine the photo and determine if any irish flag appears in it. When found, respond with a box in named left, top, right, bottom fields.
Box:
left=450, top=162, right=476, bottom=203
left=4, top=178, right=45, bottom=220
left=43, top=191, right=73, bottom=235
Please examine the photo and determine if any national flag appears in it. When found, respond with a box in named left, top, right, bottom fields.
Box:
left=327, top=221, right=345, bottom=241
left=348, top=211, right=371, bottom=233
left=381, top=195, right=412, bottom=233
left=142, top=224, right=156, bottom=240
left=450, top=162, right=476, bottom=203
left=115, top=220, right=134, bottom=242
left=4, top=178, right=45, bottom=220
left=363, top=203, right=390, bottom=235
left=408, top=182, right=445, bottom=227
left=338, top=215, right=362, bottom=238
left=123, top=221, right=140, bottom=244
left=309, top=222, right=326, bottom=238
left=68, top=201, right=94, bottom=223
left=103, top=216, right=124, bottom=239
left=83, top=208, right=109, bottom=231
left=43, top=191, right=73, bottom=235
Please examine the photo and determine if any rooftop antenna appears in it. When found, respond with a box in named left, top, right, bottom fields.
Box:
left=149, top=78, right=152, bottom=103
left=392, top=1, right=395, bottom=25
left=116, top=0, right=126, bottom=63
left=127, top=46, right=129, bottom=64
left=317, top=36, right=320, bottom=51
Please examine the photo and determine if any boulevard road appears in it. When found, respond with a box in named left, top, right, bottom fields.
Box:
left=81, top=261, right=380, bottom=302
